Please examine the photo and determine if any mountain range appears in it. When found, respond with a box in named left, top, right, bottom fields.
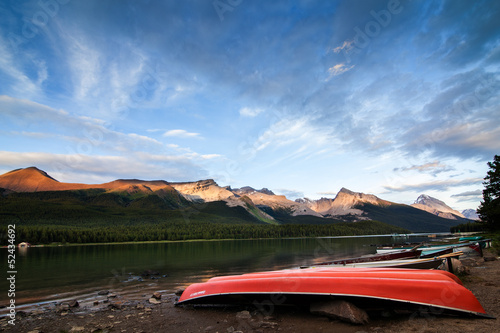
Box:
left=0, top=167, right=476, bottom=232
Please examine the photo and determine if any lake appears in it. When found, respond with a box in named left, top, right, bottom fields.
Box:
left=1, top=234, right=432, bottom=314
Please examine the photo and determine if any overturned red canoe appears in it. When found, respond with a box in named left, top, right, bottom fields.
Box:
left=177, top=267, right=491, bottom=318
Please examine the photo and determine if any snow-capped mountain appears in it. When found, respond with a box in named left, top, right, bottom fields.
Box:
left=411, top=194, right=465, bottom=220
left=462, top=209, right=479, bottom=220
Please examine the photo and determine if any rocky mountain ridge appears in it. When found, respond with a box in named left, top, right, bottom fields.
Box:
left=0, top=167, right=474, bottom=230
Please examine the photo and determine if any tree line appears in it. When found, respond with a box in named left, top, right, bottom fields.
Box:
left=1, top=220, right=408, bottom=245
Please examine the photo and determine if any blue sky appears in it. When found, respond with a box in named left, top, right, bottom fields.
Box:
left=1, top=0, right=499, bottom=211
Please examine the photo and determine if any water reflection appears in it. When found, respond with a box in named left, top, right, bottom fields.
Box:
left=0, top=235, right=429, bottom=308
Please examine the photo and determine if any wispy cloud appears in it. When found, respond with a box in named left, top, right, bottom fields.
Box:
left=239, top=107, right=264, bottom=117
left=384, top=178, right=483, bottom=193
left=0, top=95, right=163, bottom=154
left=333, top=40, right=355, bottom=54
left=451, top=190, right=482, bottom=197
left=163, top=129, right=201, bottom=138
left=317, top=191, right=338, bottom=197
left=451, top=190, right=483, bottom=202
left=328, top=63, right=355, bottom=77
left=0, top=36, right=43, bottom=97
left=394, top=161, right=454, bottom=176
left=0, top=150, right=207, bottom=183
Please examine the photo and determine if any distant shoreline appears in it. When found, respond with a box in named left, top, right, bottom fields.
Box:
left=4, top=231, right=479, bottom=248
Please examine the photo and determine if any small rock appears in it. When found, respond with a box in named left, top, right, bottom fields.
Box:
left=68, top=300, right=79, bottom=308
left=152, top=292, right=162, bottom=300
left=175, top=289, right=185, bottom=296
left=69, top=327, right=85, bottom=332
left=137, top=303, right=145, bottom=309
left=93, top=301, right=99, bottom=306
left=484, top=256, right=496, bottom=262
left=227, top=326, right=235, bottom=333
left=109, top=302, right=123, bottom=310
left=205, top=326, right=214, bottom=331
left=236, top=310, right=252, bottom=319
left=149, top=297, right=161, bottom=304
left=107, top=294, right=117, bottom=298
left=98, top=290, right=110, bottom=296
left=310, top=300, right=369, bottom=325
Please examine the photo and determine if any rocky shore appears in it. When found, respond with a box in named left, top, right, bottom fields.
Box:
left=2, top=250, right=499, bottom=333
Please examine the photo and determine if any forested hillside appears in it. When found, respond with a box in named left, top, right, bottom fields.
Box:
left=0, top=188, right=407, bottom=244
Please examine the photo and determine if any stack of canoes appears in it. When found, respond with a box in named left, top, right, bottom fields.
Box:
left=177, top=237, right=494, bottom=319
left=177, top=267, right=492, bottom=318
left=376, top=240, right=487, bottom=256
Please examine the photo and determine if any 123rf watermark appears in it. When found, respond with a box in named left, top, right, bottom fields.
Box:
left=6, top=224, right=17, bottom=326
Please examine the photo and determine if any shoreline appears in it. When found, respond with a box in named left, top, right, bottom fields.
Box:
left=2, top=250, right=498, bottom=333
left=3, top=231, right=475, bottom=248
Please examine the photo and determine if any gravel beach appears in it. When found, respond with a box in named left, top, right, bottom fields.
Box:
left=2, top=250, right=499, bottom=333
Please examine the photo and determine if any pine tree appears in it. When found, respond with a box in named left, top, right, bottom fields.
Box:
left=477, top=155, right=500, bottom=231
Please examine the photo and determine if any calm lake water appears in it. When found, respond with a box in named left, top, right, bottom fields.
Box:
left=1, top=235, right=432, bottom=313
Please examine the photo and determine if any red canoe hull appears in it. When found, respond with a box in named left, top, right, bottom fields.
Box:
left=178, top=267, right=489, bottom=317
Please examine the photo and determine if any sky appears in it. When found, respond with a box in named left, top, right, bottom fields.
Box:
left=0, top=0, right=499, bottom=212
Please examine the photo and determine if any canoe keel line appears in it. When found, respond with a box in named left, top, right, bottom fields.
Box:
left=177, top=268, right=494, bottom=319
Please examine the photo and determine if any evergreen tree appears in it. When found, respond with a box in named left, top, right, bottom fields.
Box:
left=477, top=155, right=500, bottom=231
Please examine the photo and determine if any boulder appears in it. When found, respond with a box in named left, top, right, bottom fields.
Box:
left=443, top=258, right=462, bottom=273
left=310, top=300, right=369, bottom=325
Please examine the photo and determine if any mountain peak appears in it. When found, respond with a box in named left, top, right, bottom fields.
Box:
left=414, top=194, right=448, bottom=208
left=411, top=194, right=465, bottom=219
left=415, top=194, right=441, bottom=205
left=5, top=166, right=59, bottom=181
left=462, top=209, right=479, bottom=220
left=232, top=186, right=275, bottom=196
left=0, top=167, right=62, bottom=192
left=338, top=187, right=355, bottom=195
